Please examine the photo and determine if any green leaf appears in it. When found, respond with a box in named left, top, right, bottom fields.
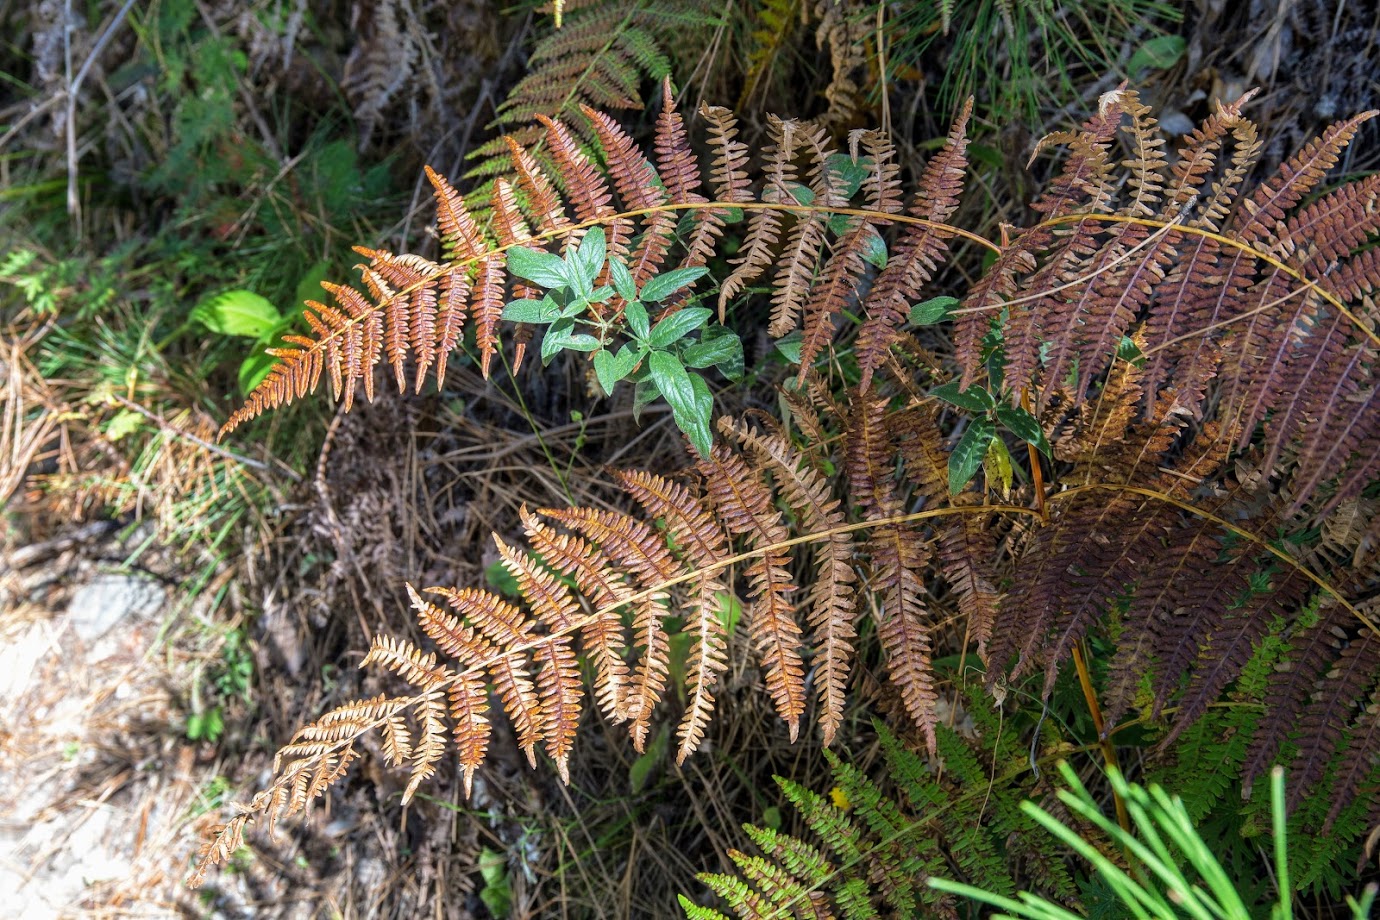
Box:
left=687, top=372, right=715, bottom=458
left=478, top=847, right=513, bottom=918
left=625, top=300, right=651, bottom=340
left=609, top=258, right=636, bottom=302
left=639, top=266, right=708, bottom=303
left=966, top=143, right=1004, bottom=171
left=775, top=331, right=803, bottom=364
left=825, top=152, right=871, bottom=200
left=501, top=295, right=560, bottom=324
left=541, top=318, right=576, bottom=365
left=505, top=246, right=568, bottom=289
left=949, top=417, right=995, bottom=495
left=562, top=333, right=601, bottom=352
left=593, top=344, right=642, bottom=395
left=191, top=289, right=283, bottom=338
left=293, top=261, right=331, bottom=312
left=1117, top=335, right=1146, bottom=367
left=933, top=379, right=995, bottom=412
left=859, top=224, right=888, bottom=269
left=104, top=409, right=143, bottom=442
left=786, top=182, right=815, bottom=206
left=484, top=558, right=522, bottom=599
left=631, top=376, right=659, bottom=422
left=682, top=327, right=743, bottom=379
left=910, top=296, right=958, bottom=326
left=983, top=435, right=1014, bottom=496
left=650, top=351, right=712, bottom=457
left=649, top=307, right=711, bottom=349
left=559, top=295, right=591, bottom=319
left=995, top=405, right=1051, bottom=458
left=570, top=227, right=606, bottom=295
left=716, top=591, right=742, bottom=633
left=1129, top=35, right=1186, bottom=77
left=238, top=349, right=279, bottom=395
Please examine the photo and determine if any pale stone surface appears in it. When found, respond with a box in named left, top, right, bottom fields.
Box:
left=67, top=574, right=165, bottom=645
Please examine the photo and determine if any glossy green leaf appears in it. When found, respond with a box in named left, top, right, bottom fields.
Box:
left=651, top=351, right=712, bottom=457
left=949, top=417, right=995, bottom=495
left=501, top=295, right=560, bottom=324
left=570, top=227, right=605, bottom=294
left=859, top=224, right=888, bottom=269
left=191, top=289, right=283, bottom=338
left=1117, top=335, right=1146, bottom=367
left=910, top=296, right=958, bottom=326
left=933, top=379, right=996, bottom=412
left=625, top=300, right=651, bottom=340
left=649, top=307, right=711, bottom=349
left=682, top=326, right=743, bottom=379
left=609, top=257, right=636, bottom=302
left=687, top=372, right=715, bottom=458
left=825, top=152, right=871, bottom=200
left=996, top=405, right=1051, bottom=458
left=639, top=266, right=708, bottom=303
left=593, top=344, right=642, bottom=395
left=506, top=246, right=568, bottom=289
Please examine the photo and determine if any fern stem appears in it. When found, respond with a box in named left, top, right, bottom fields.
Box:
left=1071, top=640, right=1130, bottom=836
left=1019, top=388, right=1047, bottom=522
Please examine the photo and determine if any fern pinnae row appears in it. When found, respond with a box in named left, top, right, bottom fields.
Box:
left=221, top=200, right=994, bottom=439
left=193, top=500, right=1041, bottom=878
left=945, top=209, right=1191, bottom=320
left=1028, top=211, right=1380, bottom=352
left=1049, top=483, right=1376, bottom=638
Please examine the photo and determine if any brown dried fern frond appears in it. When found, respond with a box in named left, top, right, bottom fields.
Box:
left=195, top=387, right=1003, bottom=884
left=199, top=91, right=1380, bottom=887
left=220, top=83, right=979, bottom=438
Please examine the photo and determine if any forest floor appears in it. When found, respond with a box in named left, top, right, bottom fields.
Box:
left=0, top=525, right=220, bottom=917
left=4, top=1, right=1380, bottom=918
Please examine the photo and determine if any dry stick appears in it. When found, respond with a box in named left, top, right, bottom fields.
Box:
left=64, top=0, right=138, bottom=233
left=109, top=395, right=301, bottom=481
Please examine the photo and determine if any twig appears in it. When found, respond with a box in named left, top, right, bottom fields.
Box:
left=109, top=396, right=302, bottom=482
left=65, top=0, right=139, bottom=233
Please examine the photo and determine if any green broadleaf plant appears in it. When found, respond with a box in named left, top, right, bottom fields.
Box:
left=502, top=228, right=737, bottom=457
left=932, top=380, right=1050, bottom=494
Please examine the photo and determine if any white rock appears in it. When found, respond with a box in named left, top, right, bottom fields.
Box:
left=67, top=574, right=165, bottom=644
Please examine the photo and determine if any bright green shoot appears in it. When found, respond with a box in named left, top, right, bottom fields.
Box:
left=929, top=762, right=1378, bottom=920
